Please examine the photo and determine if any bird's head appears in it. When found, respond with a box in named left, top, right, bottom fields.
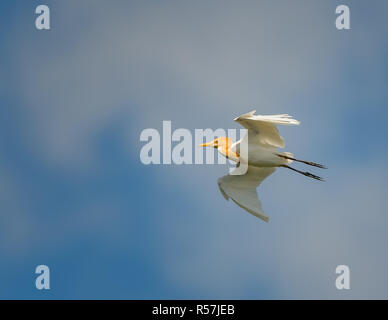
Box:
left=199, top=137, right=231, bottom=149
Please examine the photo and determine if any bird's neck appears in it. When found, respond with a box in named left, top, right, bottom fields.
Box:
left=218, top=146, right=239, bottom=163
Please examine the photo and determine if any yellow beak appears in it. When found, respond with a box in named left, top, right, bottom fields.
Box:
left=199, top=142, right=212, bottom=147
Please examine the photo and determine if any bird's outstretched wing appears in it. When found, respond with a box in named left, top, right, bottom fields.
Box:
left=217, top=166, right=276, bottom=222
left=234, top=110, right=300, bottom=149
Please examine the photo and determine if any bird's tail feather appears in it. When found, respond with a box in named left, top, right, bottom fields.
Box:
left=278, top=152, right=294, bottom=164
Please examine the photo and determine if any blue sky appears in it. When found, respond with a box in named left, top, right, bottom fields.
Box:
left=0, top=0, right=387, bottom=299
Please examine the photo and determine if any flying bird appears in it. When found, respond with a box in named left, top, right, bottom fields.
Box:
left=200, top=110, right=326, bottom=222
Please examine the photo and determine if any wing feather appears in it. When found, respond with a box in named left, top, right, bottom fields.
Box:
left=234, top=110, right=300, bottom=149
left=217, top=166, right=276, bottom=222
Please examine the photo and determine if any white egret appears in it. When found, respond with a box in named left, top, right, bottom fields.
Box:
left=200, top=110, right=326, bottom=222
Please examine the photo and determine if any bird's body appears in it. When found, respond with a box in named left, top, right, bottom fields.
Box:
left=200, top=110, right=326, bottom=222
left=242, top=144, right=289, bottom=167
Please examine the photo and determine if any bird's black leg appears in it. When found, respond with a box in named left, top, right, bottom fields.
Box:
left=278, top=154, right=327, bottom=169
left=280, top=165, right=324, bottom=181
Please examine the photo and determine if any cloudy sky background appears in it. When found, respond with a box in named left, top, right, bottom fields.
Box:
left=0, top=0, right=387, bottom=299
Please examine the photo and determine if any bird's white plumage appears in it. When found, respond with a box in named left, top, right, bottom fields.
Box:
left=218, top=166, right=276, bottom=222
